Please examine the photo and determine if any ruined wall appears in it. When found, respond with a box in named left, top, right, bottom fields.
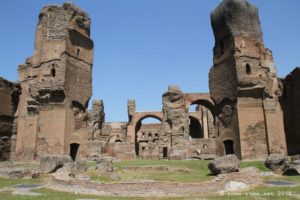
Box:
left=87, top=100, right=105, bottom=141
left=281, top=67, right=300, bottom=155
left=15, top=3, right=93, bottom=161
left=161, top=85, right=189, bottom=159
left=85, top=94, right=216, bottom=160
left=0, top=77, right=20, bottom=161
left=101, top=122, right=135, bottom=160
left=136, top=123, right=160, bottom=159
left=209, top=0, right=286, bottom=159
left=186, top=138, right=216, bottom=159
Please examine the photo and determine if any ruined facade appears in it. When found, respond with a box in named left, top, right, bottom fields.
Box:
left=91, top=86, right=216, bottom=160
left=15, top=3, right=93, bottom=161
left=0, top=77, right=20, bottom=161
left=0, top=0, right=299, bottom=162
left=209, top=0, right=287, bottom=160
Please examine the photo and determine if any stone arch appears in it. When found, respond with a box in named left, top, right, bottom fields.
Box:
left=189, top=100, right=215, bottom=118
left=133, top=113, right=163, bottom=126
left=132, top=113, right=162, bottom=156
left=184, top=93, right=215, bottom=117
left=185, top=94, right=216, bottom=139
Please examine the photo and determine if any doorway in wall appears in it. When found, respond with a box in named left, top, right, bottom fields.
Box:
left=162, top=147, right=168, bottom=159
left=224, top=140, right=234, bottom=155
left=70, top=143, right=80, bottom=161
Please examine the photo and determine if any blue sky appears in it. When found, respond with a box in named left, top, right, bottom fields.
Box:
left=0, top=0, right=299, bottom=122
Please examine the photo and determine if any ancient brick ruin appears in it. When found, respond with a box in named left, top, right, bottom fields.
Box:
left=0, top=0, right=299, bottom=162
left=209, top=0, right=287, bottom=160
left=14, top=3, right=93, bottom=161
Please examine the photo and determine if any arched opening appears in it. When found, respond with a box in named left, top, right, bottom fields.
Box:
left=188, top=100, right=215, bottom=139
left=135, top=116, right=162, bottom=156
left=189, top=116, right=203, bottom=138
left=246, top=63, right=251, bottom=74
left=223, top=140, right=234, bottom=155
left=187, top=99, right=215, bottom=118
left=70, top=143, right=80, bottom=161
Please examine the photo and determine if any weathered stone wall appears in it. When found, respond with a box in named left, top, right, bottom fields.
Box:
left=106, top=122, right=127, bottom=143
left=186, top=138, right=216, bottom=159
left=15, top=3, right=93, bottom=161
left=209, top=0, right=286, bottom=159
left=161, top=85, right=189, bottom=159
left=136, top=123, right=160, bottom=159
left=96, top=122, right=135, bottom=160
left=87, top=100, right=105, bottom=141
left=237, top=98, right=268, bottom=160
left=0, top=77, right=20, bottom=161
left=281, top=67, right=300, bottom=155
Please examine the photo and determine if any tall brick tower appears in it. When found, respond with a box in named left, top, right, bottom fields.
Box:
left=15, top=3, right=93, bottom=161
left=209, top=0, right=287, bottom=159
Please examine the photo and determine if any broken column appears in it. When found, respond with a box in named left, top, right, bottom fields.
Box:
left=15, top=3, right=93, bottom=161
left=161, top=85, right=189, bottom=159
left=127, top=99, right=136, bottom=122
left=126, top=99, right=136, bottom=144
left=209, top=0, right=286, bottom=159
left=0, top=77, right=20, bottom=161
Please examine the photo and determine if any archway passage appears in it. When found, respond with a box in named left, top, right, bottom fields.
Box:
left=189, top=116, right=203, bottom=138
left=70, top=143, right=80, bottom=161
left=224, top=140, right=234, bottom=155
left=188, top=101, right=215, bottom=139
left=135, top=116, right=162, bottom=156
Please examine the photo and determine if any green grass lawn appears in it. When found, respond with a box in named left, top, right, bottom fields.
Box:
left=90, top=159, right=273, bottom=183
left=240, top=160, right=270, bottom=172
left=0, top=177, right=42, bottom=189
left=1, top=159, right=300, bottom=200
left=90, top=159, right=213, bottom=183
